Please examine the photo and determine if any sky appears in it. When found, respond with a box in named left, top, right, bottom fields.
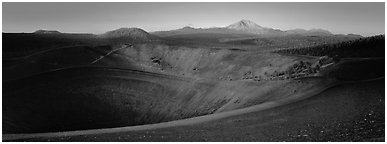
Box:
left=2, top=2, right=385, bottom=36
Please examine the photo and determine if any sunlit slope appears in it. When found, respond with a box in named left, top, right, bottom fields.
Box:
left=4, top=43, right=314, bottom=82
left=101, top=43, right=317, bottom=79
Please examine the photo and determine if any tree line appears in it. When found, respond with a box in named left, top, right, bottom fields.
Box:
left=273, top=35, right=385, bottom=58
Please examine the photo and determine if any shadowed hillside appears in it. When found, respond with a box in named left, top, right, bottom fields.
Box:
left=3, top=33, right=105, bottom=58
left=3, top=66, right=334, bottom=134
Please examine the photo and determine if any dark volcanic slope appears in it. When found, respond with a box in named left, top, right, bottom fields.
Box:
left=8, top=78, right=384, bottom=142
left=4, top=66, right=332, bottom=135
left=2, top=33, right=105, bottom=58
left=4, top=57, right=384, bottom=141
left=3, top=45, right=126, bottom=81
left=3, top=67, right=199, bottom=134
left=320, top=58, right=385, bottom=81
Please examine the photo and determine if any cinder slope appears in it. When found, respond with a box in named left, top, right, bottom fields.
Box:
left=3, top=76, right=384, bottom=141
left=3, top=33, right=383, bottom=142
left=3, top=66, right=333, bottom=135
left=6, top=78, right=381, bottom=142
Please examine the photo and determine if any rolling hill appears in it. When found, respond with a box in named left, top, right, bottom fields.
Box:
left=99, top=27, right=155, bottom=40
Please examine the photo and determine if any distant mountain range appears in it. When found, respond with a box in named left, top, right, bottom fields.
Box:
left=34, top=30, right=62, bottom=34
left=151, top=19, right=349, bottom=37
left=3, top=19, right=368, bottom=57
left=30, top=20, right=362, bottom=43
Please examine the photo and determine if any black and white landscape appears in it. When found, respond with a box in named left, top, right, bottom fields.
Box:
left=2, top=2, right=385, bottom=142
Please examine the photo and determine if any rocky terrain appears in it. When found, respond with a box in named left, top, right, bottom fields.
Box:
left=2, top=20, right=384, bottom=142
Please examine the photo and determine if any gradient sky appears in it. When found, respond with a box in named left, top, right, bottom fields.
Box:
left=2, top=2, right=385, bottom=36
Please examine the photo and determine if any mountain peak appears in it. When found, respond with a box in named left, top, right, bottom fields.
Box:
left=226, top=19, right=271, bottom=34
left=239, top=19, right=257, bottom=26
left=227, top=19, right=263, bottom=30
